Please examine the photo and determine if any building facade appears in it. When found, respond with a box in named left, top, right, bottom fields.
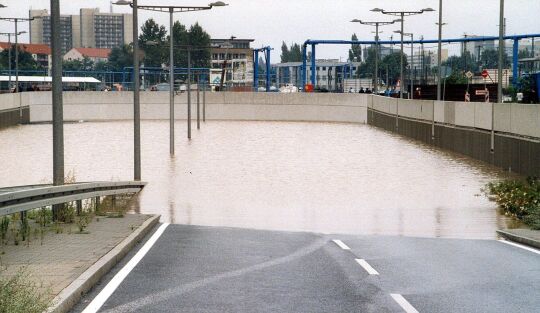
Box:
left=0, top=42, right=52, bottom=69
left=63, top=47, right=112, bottom=63
left=30, top=8, right=132, bottom=54
left=209, top=38, right=254, bottom=86
left=273, top=60, right=361, bottom=91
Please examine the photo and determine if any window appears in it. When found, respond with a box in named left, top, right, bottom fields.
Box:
left=322, top=67, right=326, bottom=71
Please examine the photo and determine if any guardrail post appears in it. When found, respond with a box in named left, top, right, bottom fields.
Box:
left=95, top=196, right=100, bottom=213
left=76, top=200, right=82, bottom=216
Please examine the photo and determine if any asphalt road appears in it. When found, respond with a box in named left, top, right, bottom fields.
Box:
left=72, top=224, right=540, bottom=313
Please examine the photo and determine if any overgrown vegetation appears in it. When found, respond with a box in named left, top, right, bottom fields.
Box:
left=0, top=267, right=51, bottom=313
left=486, top=177, right=540, bottom=230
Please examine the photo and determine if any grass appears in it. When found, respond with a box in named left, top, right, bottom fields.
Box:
left=486, top=177, right=540, bottom=230
left=0, top=267, right=51, bottom=313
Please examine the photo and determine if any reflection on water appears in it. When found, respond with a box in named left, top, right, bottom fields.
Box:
left=0, top=120, right=518, bottom=239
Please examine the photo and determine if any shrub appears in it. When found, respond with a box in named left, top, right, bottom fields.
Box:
left=486, top=177, right=540, bottom=229
left=0, top=267, right=51, bottom=313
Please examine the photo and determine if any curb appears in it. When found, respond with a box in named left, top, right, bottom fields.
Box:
left=497, top=230, right=540, bottom=250
left=47, top=214, right=161, bottom=313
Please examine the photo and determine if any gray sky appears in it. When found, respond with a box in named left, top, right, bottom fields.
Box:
left=1, top=0, right=539, bottom=60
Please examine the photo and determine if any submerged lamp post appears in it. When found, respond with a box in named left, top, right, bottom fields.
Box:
left=371, top=7, right=434, bottom=100
left=0, top=16, right=40, bottom=96
left=395, top=31, right=414, bottom=99
left=351, top=19, right=399, bottom=94
left=115, top=1, right=227, bottom=155
left=0, top=31, right=26, bottom=93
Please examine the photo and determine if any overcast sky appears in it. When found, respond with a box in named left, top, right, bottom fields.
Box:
left=1, top=0, right=539, bottom=60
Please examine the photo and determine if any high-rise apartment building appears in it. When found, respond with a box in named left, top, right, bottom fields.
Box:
left=29, top=8, right=132, bottom=54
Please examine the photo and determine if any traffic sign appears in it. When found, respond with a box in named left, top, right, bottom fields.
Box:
left=481, top=70, right=489, bottom=78
left=465, top=71, right=473, bottom=79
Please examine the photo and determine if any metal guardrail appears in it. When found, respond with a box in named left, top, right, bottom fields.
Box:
left=0, top=181, right=146, bottom=217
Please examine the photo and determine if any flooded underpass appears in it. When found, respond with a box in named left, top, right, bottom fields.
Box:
left=0, top=120, right=518, bottom=239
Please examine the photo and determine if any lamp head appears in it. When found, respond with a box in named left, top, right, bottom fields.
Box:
left=113, top=0, right=131, bottom=5
left=393, top=19, right=403, bottom=23
left=422, top=8, right=435, bottom=12
left=351, top=19, right=361, bottom=23
left=371, top=8, right=384, bottom=12
left=0, top=4, right=7, bottom=8
left=209, top=1, right=228, bottom=7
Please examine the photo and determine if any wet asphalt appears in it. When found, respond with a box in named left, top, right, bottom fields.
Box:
left=71, top=224, right=540, bottom=313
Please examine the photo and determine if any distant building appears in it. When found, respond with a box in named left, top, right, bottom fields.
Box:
left=63, top=47, right=112, bottom=63
left=273, top=60, right=361, bottom=91
left=210, top=38, right=254, bottom=86
left=0, top=42, right=51, bottom=69
left=30, top=8, right=132, bottom=54
left=462, top=35, right=495, bottom=60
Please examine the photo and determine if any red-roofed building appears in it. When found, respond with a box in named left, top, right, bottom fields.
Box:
left=0, top=42, right=52, bottom=69
left=63, top=47, right=112, bottom=63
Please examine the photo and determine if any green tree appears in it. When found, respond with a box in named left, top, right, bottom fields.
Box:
left=139, top=18, right=167, bottom=67
left=357, top=46, right=376, bottom=78
left=348, top=33, right=362, bottom=62
left=108, top=44, right=133, bottom=71
left=188, top=22, right=211, bottom=68
left=280, top=41, right=290, bottom=63
left=63, top=56, right=94, bottom=72
left=379, top=51, right=408, bottom=85
left=288, top=43, right=302, bottom=62
left=169, top=21, right=189, bottom=68
left=479, top=49, right=510, bottom=69
left=0, top=45, right=39, bottom=71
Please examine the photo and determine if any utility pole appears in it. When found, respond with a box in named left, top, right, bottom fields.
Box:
left=495, top=0, right=505, bottom=153
left=50, top=0, right=64, bottom=221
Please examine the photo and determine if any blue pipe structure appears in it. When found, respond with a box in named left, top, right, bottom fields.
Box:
left=302, top=33, right=540, bottom=89
left=311, top=44, right=316, bottom=87
left=302, top=44, right=307, bottom=89
left=252, top=46, right=272, bottom=91
left=253, top=50, right=259, bottom=90
left=513, top=40, right=519, bottom=85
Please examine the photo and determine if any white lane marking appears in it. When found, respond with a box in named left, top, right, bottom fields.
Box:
left=332, top=239, right=351, bottom=250
left=82, top=223, right=170, bottom=313
left=355, top=259, right=379, bottom=275
left=498, top=239, right=540, bottom=255
left=391, top=294, right=419, bottom=313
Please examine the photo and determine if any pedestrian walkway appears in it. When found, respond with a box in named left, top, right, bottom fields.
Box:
left=0, top=214, right=151, bottom=298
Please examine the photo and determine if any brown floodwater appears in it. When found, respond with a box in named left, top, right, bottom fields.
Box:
left=0, top=120, right=519, bottom=239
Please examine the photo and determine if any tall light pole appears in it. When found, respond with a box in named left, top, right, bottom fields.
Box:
left=0, top=17, right=40, bottom=97
left=372, top=8, right=434, bottom=99
left=0, top=31, right=25, bottom=92
left=495, top=0, right=505, bottom=153
left=395, top=31, right=414, bottom=99
left=113, top=0, right=142, bottom=180
left=351, top=19, right=399, bottom=94
left=116, top=1, right=227, bottom=154
left=49, top=0, right=64, bottom=221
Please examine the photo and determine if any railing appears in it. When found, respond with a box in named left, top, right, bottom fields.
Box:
left=0, top=181, right=146, bottom=217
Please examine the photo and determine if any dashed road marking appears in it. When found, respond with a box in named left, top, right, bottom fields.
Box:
left=82, top=223, right=170, bottom=313
left=498, top=239, right=540, bottom=255
left=391, top=294, right=419, bottom=313
left=332, top=239, right=350, bottom=250
left=355, top=259, right=379, bottom=275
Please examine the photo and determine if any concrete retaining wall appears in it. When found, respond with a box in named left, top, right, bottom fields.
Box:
left=368, top=96, right=540, bottom=177
left=0, top=91, right=369, bottom=124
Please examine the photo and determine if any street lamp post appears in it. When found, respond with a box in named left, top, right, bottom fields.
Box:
left=115, top=1, right=227, bottom=152
left=0, top=16, right=40, bottom=101
left=113, top=0, right=141, bottom=180
left=372, top=8, right=434, bottom=100
left=494, top=0, right=505, bottom=153
left=395, top=31, right=414, bottom=99
left=351, top=19, right=399, bottom=94
left=0, top=31, right=25, bottom=92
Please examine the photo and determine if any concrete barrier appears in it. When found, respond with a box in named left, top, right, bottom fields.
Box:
left=369, top=96, right=540, bottom=139
left=0, top=91, right=369, bottom=124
